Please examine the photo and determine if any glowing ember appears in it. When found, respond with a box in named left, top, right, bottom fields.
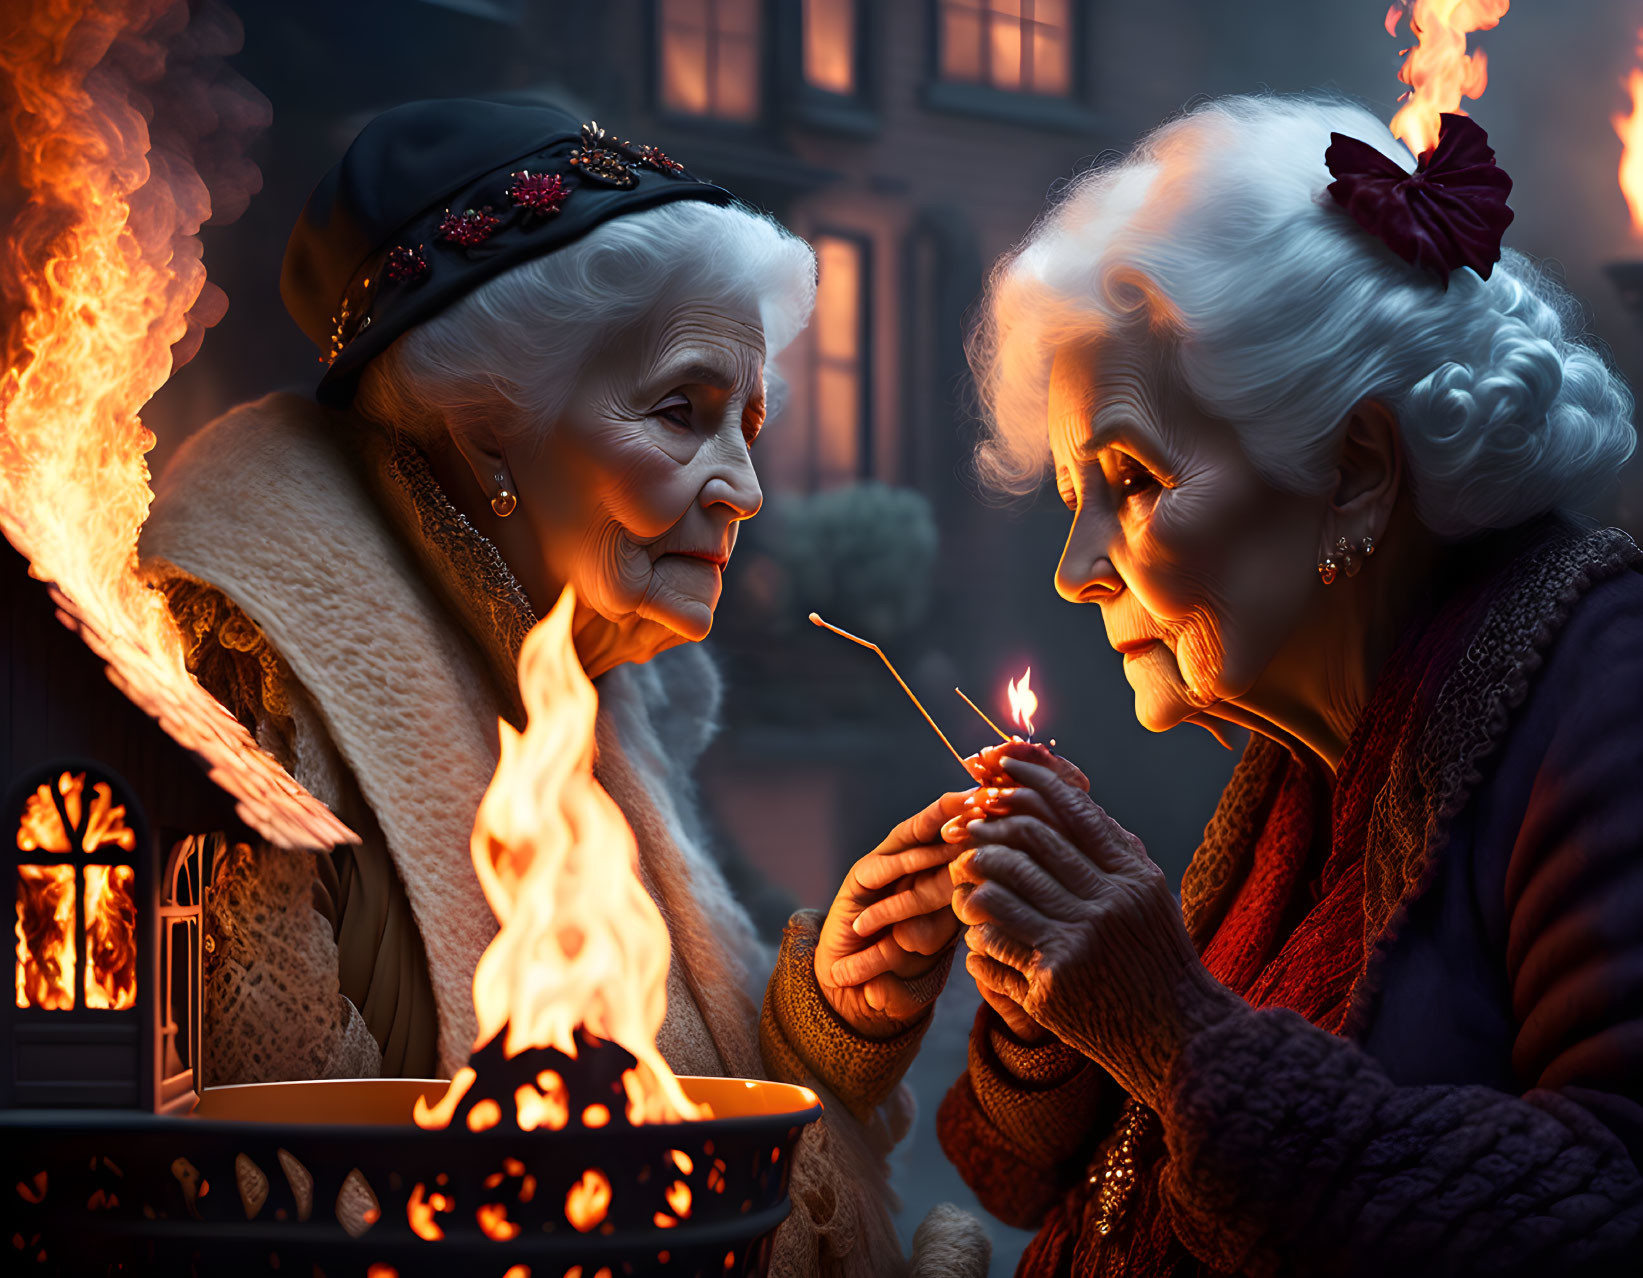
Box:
left=1615, top=35, right=1643, bottom=234
left=565, top=1169, right=611, bottom=1233
left=15, top=865, right=75, bottom=1009
left=83, top=865, right=137, bottom=1009
left=1007, top=667, right=1039, bottom=737
left=0, top=1, right=352, bottom=853
left=476, top=1201, right=521, bottom=1241
left=458, top=585, right=706, bottom=1125
left=1385, top=0, right=1510, bottom=159
left=406, top=1183, right=450, bottom=1241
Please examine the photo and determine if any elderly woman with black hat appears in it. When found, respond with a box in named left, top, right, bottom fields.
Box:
left=139, top=100, right=985, bottom=1278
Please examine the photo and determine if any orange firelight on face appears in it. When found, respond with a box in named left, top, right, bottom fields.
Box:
left=1385, top=0, right=1511, bottom=159
left=1007, top=668, right=1039, bottom=738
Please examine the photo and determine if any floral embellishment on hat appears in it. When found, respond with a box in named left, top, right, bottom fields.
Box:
left=384, top=243, right=429, bottom=282
left=631, top=143, right=686, bottom=178
left=1324, top=113, right=1514, bottom=288
left=505, top=170, right=569, bottom=215
left=437, top=206, right=503, bottom=247
left=568, top=121, right=639, bottom=189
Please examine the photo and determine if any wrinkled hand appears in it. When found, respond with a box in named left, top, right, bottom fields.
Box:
left=939, top=748, right=1091, bottom=1044
left=951, top=742, right=1242, bottom=1106
left=816, top=786, right=977, bottom=1038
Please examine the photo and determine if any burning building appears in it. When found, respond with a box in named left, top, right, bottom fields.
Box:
left=0, top=3, right=820, bottom=1273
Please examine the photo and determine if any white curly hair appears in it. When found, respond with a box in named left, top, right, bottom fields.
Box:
left=971, top=94, right=1635, bottom=539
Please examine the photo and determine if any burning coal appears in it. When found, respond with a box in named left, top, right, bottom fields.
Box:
left=0, top=0, right=351, bottom=850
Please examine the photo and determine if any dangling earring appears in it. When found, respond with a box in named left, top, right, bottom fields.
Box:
left=491, top=481, right=517, bottom=518
left=1319, top=534, right=1378, bottom=585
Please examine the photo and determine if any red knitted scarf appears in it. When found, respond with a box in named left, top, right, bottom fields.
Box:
left=1031, top=563, right=1502, bottom=1278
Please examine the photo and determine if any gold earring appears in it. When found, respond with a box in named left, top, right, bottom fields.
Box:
left=491, top=487, right=516, bottom=518
left=1317, top=556, right=1338, bottom=586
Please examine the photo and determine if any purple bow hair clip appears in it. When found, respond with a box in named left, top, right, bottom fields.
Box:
left=1324, top=112, right=1514, bottom=287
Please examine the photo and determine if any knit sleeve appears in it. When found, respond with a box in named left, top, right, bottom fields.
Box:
left=1153, top=614, right=1643, bottom=1276
left=936, top=1005, right=1116, bottom=1230
left=759, top=908, right=951, bottom=1121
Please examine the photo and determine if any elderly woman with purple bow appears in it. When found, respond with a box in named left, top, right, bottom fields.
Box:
left=859, top=94, right=1643, bottom=1276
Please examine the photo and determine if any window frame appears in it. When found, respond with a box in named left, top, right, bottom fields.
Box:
left=808, top=227, right=875, bottom=488
left=921, top=0, right=1105, bottom=134
left=649, top=0, right=773, bottom=130
left=787, top=0, right=878, bottom=136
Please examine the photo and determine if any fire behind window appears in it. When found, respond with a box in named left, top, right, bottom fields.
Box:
left=14, top=771, right=137, bottom=1012
left=939, top=0, right=1072, bottom=96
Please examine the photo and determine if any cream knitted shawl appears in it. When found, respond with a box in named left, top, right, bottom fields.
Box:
left=140, top=392, right=985, bottom=1278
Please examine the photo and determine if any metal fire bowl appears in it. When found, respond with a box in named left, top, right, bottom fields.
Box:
left=3, top=1075, right=823, bottom=1277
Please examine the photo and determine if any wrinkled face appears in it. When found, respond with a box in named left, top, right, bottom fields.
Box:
left=510, top=295, right=767, bottom=651
left=1048, top=339, right=1324, bottom=732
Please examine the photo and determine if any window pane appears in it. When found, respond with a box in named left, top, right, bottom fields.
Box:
left=1030, top=0, right=1067, bottom=23
left=815, top=366, right=862, bottom=479
left=1030, top=21, right=1070, bottom=94
left=814, top=237, right=862, bottom=361
left=661, top=26, right=711, bottom=114
left=661, top=0, right=708, bottom=26
left=940, top=6, right=983, bottom=82
left=714, top=34, right=760, bottom=121
left=715, top=0, right=759, bottom=36
left=84, top=864, right=137, bottom=1010
left=987, top=11, right=1023, bottom=91
left=804, top=0, right=855, bottom=95
left=16, top=864, right=75, bottom=1010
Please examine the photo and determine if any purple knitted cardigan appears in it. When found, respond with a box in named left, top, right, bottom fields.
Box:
left=939, top=521, right=1643, bottom=1276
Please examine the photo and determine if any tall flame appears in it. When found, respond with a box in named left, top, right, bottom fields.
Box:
left=1615, top=35, right=1643, bottom=234
left=0, top=1, right=351, bottom=850
left=465, top=586, right=706, bottom=1125
left=1385, top=0, right=1510, bottom=159
left=1007, top=667, right=1038, bottom=738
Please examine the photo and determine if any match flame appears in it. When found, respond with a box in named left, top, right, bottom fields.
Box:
left=0, top=1, right=351, bottom=851
left=1007, top=667, right=1038, bottom=737
left=1615, top=35, right=1643, bottom=234
left=464, top=585, right=706, bottom=1124
left=1385, top=0, right=1510, bottom=159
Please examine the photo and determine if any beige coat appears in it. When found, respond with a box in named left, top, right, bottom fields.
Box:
left=141, top=392, right=986, bottom=1278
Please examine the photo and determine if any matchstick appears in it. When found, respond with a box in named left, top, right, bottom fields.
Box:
left=954, top=687, right=1010, bottom=742
left=808, top=612, right=975, bottom=781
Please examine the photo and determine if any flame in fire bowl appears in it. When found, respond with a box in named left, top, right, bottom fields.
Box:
left=3, top=1069, right=820, bottom=1275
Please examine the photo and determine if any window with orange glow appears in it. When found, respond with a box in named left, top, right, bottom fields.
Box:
left=803, top=0, right=856, bottom=95
left=659, top=0, right=762, bottom=121
left=812, top=234, right=871, bottom=485
left=939, top=0, right=1071, bottom=96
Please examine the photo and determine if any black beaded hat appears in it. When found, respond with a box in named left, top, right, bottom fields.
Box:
left=281, top=98, right=736, bottom=406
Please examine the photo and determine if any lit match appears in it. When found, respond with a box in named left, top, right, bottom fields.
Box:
left=808, top=612, right=975, bottom=780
